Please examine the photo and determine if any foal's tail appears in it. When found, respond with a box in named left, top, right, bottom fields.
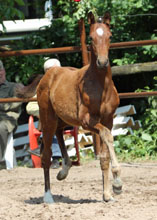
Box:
left=15, top=74, right=43, bottom=98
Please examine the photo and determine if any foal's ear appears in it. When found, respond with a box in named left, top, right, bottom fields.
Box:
left=88, top=12, right=95, bottom=24
left=103, top=12, right=111, bottom=25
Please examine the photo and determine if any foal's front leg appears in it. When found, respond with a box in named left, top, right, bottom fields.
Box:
left=92, top=123, right=122, bottom=201
left=97, top=124, right=122, bottom=196
left=99, top=142, right=114, bottom=201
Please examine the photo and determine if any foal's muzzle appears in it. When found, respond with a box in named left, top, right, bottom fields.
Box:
left=96, top=58, right=109, bottom=68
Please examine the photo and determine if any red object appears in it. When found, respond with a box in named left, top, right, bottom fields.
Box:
left=64, top=127, right=80, bottom=165
left=28, top=116, right=80, bottom=167
left=28, top=116, right=42, bottom=168
left=74, top=0, right=81, bottom=2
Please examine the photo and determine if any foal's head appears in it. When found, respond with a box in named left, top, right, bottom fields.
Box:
left=88, top=12, right=112, bottom=68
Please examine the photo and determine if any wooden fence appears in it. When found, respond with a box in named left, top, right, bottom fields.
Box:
left=0, top=37, right=157, bottom=103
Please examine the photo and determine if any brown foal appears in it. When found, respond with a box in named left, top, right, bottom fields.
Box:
left=17, top=12, right=122, bottom=203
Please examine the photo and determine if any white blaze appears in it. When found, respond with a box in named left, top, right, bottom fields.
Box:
left=96, top=28, right=104, bottom=36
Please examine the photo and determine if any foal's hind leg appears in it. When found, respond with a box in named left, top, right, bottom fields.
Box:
left=41, top=128, right=55, bottom=203
left=56, top=127, right=72, bottom=180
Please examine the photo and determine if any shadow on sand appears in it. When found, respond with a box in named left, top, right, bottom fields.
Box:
left=25, top=194, right=101, bottom=205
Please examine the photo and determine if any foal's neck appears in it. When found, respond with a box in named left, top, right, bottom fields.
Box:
left=89, top=50, right=112, bottom=82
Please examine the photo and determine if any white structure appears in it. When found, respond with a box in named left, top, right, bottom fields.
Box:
left=0, top=0, right=53, bottom=43
left=0, top=19, right=52, bottom=34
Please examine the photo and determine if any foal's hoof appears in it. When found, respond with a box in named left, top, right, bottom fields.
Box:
left=103, top=194, right=115, bottom=202
left=57, top=169, right=68, bottom=181
left=57, top=162, right=72, bottom=181
left=43, top=190, right=54, bottom=204
left=112, top=178, right=122, bottom=195
left=113, top=185, right=122, bottom=195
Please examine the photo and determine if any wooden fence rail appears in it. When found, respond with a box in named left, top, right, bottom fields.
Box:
left=0, top=39, right=157, bottom=57
left=0, top=91, right=157, bottom=103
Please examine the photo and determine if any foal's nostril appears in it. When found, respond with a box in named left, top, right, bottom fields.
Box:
left=104, top=59, right=109, bottom=67
left=97, top=59, right=101, bottom=67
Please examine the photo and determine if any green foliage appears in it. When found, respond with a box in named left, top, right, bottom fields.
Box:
left=79, top=148, right=95, bottom=162
left=101, top=0, right=157, bottom=66
left=0, top=0, right=25, bottom=30
left=142, top=34, right=157, bottom=59
left=3, top=55, right=45, bottom=85
left=114, top=77, right=157, bottom=161
left=113, top=53, right=138, bottom=66
left=1, top=0, right=156, bottom=83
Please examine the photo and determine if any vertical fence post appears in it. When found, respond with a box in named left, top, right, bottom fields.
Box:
left=78, top=18, right=89, bottom=66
